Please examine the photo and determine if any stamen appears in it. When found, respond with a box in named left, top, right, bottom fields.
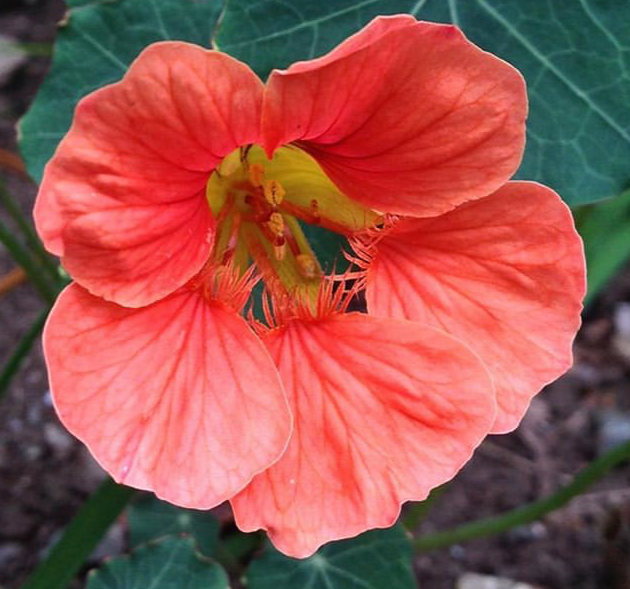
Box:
left=296, top=254, right=319, bottom=279
left=264, top=179, right=285, bottom=206
left=267, top=211, right=285, bottom=236
left=346, top=214, right=399, bottom=270
left=267, top=212, right=287, bottom=261
left=273, top=235, right=286, bottom=261
left=187, top=259, right=260, bottom=314
left=221, top=211, right=243, bottom=265
left=262, top=266, right=365, bottom=329
left=248, top=163, right=265, bottom=188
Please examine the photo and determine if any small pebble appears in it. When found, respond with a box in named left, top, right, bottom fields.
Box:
left=43, top=423, right=73, bottom=456
left=597, top=409, right=630, bottom=454
left=90, top=522, right=125, bottom=561
left=24, top=444, right=42, bottom=461
left=457, top=573, right=543, bottom=589
left=449, top=544, right=466, bottom=559
left=612, top=303, right=630, bottom=360
left=0, top=542, right=22, bottom=569
left=42, top=390, right=53, bottom=407
left=507, top=522, right=548, bottom=543
left=73, top=448, right=107, bottom=492
left=613, top=303, right=630, bottom=340
left=0, top=35, right=27, bottom=86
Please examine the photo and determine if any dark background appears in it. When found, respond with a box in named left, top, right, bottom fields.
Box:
left=0, top=1, right=629, bottom=587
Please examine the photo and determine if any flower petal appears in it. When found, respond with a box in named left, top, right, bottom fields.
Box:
left=231, top=312, right=494, bottom=557
left=366, top=182, right=586, bottom=433
left=262, top=16, right=526, bottom=217
left=44, top=283, right=291, bottom=508
left=35, top=42, right=263, bottom=307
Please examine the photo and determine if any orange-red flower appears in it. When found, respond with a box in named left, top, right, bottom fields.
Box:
left=35, top=15, right=585, bottom=557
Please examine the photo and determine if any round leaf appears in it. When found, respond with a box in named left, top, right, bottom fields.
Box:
left=127, top=496, right=220, bottom=556
left=85, top=536, right=228, bottom=589
left=245, top=526, right=416, bottom=589
left=19, top=0, right=222, bottom=183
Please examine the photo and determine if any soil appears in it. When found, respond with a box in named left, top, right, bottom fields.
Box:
left=0, top=2, right=629, bottom=588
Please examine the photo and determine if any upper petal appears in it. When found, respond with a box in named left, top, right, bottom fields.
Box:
left=35, top=42, right=263, bottom=307
left=262, top=16, right=526, bottom=217
left=44, top=283, right=291, bottom=508
left=365, top=181, right=586, bottom=433
left=231, top=312, right=494, bottom=557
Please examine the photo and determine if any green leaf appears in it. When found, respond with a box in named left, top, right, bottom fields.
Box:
left=245, top=526, right=416, bottom=589
left=127, top=495, right=220, bottom=556
left=85, top=536, right=229, bottom=589
left=216, top=0, right=630, bottom=207
left=577, top=188, right=630, bottom=305
left=19, top=0, right=222, bottom=183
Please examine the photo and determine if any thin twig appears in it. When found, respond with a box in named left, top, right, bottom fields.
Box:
left=414, top=441, right=630, bottom=551
left=0, top=266, right=27, bottom=297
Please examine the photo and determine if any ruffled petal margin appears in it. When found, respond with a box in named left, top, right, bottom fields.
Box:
left=44, top=283, right=291, bottom=508
left=262, top=15, right=526, bottom=218
left=35, top=42, right=263, bottom=307
left=231, top=312, right=495, bottom=557
left=365, top=182, right=586, bottom=433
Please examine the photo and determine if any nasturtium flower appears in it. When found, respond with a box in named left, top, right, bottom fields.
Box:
left=35, top=15, right=585, bottom=557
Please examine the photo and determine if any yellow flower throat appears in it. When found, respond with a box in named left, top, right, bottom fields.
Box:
left=206, top=145, right=378, bottom=301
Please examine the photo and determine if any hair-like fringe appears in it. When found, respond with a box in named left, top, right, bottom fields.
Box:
left=189, top=259, right=260, bottom=314
left=259, top=264, right=366, bottom=332
left=345, top=213, right=400, bottom=270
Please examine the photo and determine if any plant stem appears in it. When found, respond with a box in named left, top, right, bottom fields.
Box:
left=0, top=218, right=57, bottom=303
left=0, top=179, right=60, bottom=282
left=16, top=41, right=54, bottom=57
left=414, top=441, right=630, bottom=551
left=0, top=307, right=49, bottom=403
left=21, top=479, right=135, bottom=589
left=403, top=484, right=448, bottom=531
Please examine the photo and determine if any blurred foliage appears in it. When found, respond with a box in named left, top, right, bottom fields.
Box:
left=576, top=188, right=630, bottom=306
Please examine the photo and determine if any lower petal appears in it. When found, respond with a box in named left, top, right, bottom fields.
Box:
left=366, top=181, right=586, bottom=433
left=231, top=312, right=494, bottom=557
left=44, top=284, right=291, bottom=508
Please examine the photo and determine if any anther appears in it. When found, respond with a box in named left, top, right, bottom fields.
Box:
left=264, top=179, right=286, bottom=206
left=248, top=163, right=265, bottom=188
left=267, top=211, right=285, bottom=236
left=296, top=253, right=319, bottom=279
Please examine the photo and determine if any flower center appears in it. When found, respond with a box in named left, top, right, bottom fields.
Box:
left=206, top=145, right=328, bottom=301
